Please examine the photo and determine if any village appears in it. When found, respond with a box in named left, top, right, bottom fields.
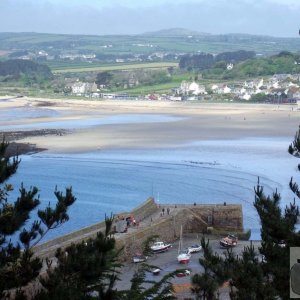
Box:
left=66, top=72, right=300, bottom=104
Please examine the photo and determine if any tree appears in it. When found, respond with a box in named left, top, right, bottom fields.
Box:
left=36, top=230, right=178, bottom=300
left=0, top=139, right=76, bottom=299
left=252, top=179, right=300, bottom=299
left=0, top=59, right=53, bottom=81
left=191, top=238, right=222, bottom=300
left=215, top=50, right=255, bottom=64
left=179, top=53, right=214, bottom=71
left=95, top=72, right=113, bottom=88
left=35, top=216, right=121, bottom=300
left=249, top=93, right=268, bottom=103
left=119, top=264, right=176, bottom=300
left=288, top=125, right=300, bottom=157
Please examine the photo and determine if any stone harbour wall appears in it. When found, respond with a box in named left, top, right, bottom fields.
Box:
left=33, top=199, right=243, bottom=260
left=116, top=204, right=243, bottom=261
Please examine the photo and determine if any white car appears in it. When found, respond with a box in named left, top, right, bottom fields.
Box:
left=187, top=244, right=202, bottom=253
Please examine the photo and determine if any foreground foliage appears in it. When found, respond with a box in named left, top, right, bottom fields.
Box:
left=0, top=139, right=75, bottom=299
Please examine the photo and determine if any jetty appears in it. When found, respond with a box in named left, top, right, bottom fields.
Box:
left=33, top=198, right=243, bottom=259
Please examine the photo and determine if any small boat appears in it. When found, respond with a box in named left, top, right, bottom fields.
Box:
left=150, top=241, right=172, bottom=253
left=219, top=234, right=238, bottom=248
left=177, top=225, right=191, bottom=264
left=152, top=268, right=161, bottom=275
left=176, top=269, right=191, bottom=277
left=177, top=250, right=191, bottom=264
left=132, top=253, right=147, bottom=263
left=187, top=244, right=202, bottom=253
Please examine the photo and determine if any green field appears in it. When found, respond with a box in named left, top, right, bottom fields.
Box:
left=111, top=74, right=218, bottom=95
left=52, top=62, right=178, bottom=73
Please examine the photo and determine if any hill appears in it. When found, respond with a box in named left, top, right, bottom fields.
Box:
left=0, top=31, right=300, bottom=56
left=142, top=28, right=210, bottom=37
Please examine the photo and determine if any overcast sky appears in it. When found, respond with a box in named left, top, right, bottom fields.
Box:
left=0, top=0, right=299, bottom=37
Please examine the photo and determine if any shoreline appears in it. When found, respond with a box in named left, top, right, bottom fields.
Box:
left=0, top=129, right=68, bottom=156
left=0, top=96, right=298, bottom=154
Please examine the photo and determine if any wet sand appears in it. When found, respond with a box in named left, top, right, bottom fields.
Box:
left=1, top=96, right=299, bottom=153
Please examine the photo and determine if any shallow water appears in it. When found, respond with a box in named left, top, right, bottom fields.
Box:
left=0, top=114, right=183, bottom=130
left=7, top=137, right=298, bottom=242
left=0, top=106, right=61, bottom=122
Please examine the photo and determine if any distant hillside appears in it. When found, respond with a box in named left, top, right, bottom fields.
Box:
left=142, top=28, right=210, bottom=37
left=0, top=31, right=300, bottom=56
left=0, top=59, right=53, bottom=80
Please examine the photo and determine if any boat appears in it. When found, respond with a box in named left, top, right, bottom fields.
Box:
left=177, top=250, right=191, bottom=264
left=150, top=241, right=172, bottom=253
left=176, top=269, right=191, bottom=277
left=132, top=253, right=147, bottom=263
left=152, top=268, right=161, bottom=275
left=177, top=226, right=191, bottom=264
left=187, top=244, right=202, bottom=253
left=219, top=234, right=238, bottom=248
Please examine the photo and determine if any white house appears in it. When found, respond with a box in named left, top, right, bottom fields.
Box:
left=241, top=93, right=251, bottom=101
left=211, top=84, right=219, bottom=92
left=223, top=85, right=231, bottom=94
left=180, top=81, right=206, bottom=95
left=71, top=82, right=97, bottom=95
left=72, top=82, right=86, bottom=94
left=226, top=63, right=233, bottom=70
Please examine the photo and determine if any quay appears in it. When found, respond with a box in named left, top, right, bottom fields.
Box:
left=33, top=198, right=244, bottom=259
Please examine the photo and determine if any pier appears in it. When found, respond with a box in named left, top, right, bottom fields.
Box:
left=33, top=198, right=243, bottom=259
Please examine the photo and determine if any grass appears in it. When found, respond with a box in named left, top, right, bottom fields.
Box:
left=111, top=74, right=219, bottom=95
left=52, top=62, right=178, bottom=73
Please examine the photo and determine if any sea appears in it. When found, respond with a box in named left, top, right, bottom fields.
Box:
left=2, top=106, right=298, bottom=242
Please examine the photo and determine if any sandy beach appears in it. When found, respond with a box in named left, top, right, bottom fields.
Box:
left=1, top=96, right=299, bottom=153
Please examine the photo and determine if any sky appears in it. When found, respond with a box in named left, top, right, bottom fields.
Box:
left=0, top=0, right=299, bottom=37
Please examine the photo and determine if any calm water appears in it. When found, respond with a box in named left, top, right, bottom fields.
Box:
left=0, top=106, right=61, bottom=121
left=0, top=113, right=183, bottom=130
left=7, top=138, right=298, bottom=241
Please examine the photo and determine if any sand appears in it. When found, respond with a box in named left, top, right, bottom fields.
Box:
left=1, top=96, right=299, bottom=153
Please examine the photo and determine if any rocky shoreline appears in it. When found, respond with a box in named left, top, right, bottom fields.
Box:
left=0, top=129, right=68, bottom=156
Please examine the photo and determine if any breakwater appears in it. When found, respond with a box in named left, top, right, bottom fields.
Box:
left=33, top=198, right=243, bottom=259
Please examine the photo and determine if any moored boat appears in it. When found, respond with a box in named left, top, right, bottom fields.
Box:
left=219, top=234, right=238, bottom=248
left=177, top=250, right=191, bottom=264
left=150, top=241, right=172, bottom=253
left=132, top=253, right=147, bottom=263
left=152, top=268, right=161, bottom=275
left=176, top=269, right=191, bottom=277
left=177, top=225, right=191, bottom=264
